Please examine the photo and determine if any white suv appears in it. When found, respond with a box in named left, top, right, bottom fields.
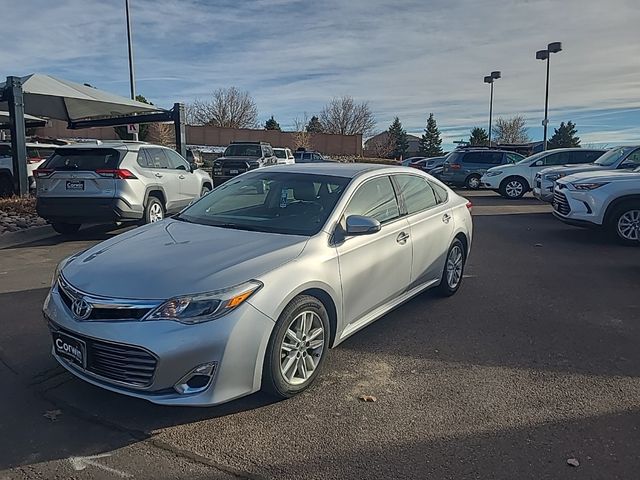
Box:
left=481, top=148, right=605, bottom=199
left=552, top=167, right=640, bottom=245
left=0, top=142, right=58, bottom=195
left=273, top=147, right=295, bottom=164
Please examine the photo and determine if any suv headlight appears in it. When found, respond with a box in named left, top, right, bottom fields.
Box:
left=485, top=171, right=502, bottom=177
left=571, top=182, right=608, bottom=191
left=145, top=280, right=262, bottom=324
left=545, top=172, right=565, bottom=181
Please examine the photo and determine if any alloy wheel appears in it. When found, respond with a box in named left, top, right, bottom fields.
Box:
left=505, top=180, right=524, bottom=198
left=468, top=176, right=481, bottom=189
left=149, top=203, right=164, bottom=222
left=446, top=245, right=464, bottom=289
left=279, top=310, right=325, bottom=385
left=617, top=209, right=640, bottom=241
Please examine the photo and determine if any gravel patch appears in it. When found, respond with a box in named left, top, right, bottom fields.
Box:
left=0, top=197, right=47, bottom=235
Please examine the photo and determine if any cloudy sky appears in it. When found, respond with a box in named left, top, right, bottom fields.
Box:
left=3, top=0, right=640, bottom=148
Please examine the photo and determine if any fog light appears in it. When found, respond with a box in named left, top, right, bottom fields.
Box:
left=174, top=362, right=217, bottom=395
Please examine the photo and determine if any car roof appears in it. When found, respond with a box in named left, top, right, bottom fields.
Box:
left=54, top=140, right=154, bottom=151
left=265, top=162, right=397, bottom=178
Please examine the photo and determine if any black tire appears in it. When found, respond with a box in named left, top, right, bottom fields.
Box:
left=465, top=174, right=482, bottom=190
left=200, top=185, right=211, bottom=197
left=51, top=222, right=81, bottom=235
left=143, top=196, right=164, bottom=224
left=499, top=177, right=527, bottom=199
left=608, top=201, right=640, bottom=246
left=437, top=238, right=466, bottom=297
left=262, top=295, right=330, bottom=399
left=0, top=175, right=13, bottom=197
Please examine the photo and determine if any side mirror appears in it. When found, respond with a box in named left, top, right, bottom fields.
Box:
left=345, top=215, right=381, bottom=235
left=189, top=162, right=198, bottom=172
left=533, top=160, right=544, bottom=167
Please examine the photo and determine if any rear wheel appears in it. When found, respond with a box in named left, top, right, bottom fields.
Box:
left=51, top=222, right=81, bottom=235
left=499, top=177, right=527, bottom=199
left=0, top=175, right=13, bottom=197
left=465, top=174, right=481, bottom=190
left=262, top=295, right=330, bottom=398
left=437, top=238, right=466, bottom=296
left=200, top=185, right=211, bottom=197
left=143, top=197, right=164, bottom=224
left=610, top=202, right=640, bottom=246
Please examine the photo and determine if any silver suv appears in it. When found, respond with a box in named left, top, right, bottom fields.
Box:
left=35, top=141, right=212, bottom=234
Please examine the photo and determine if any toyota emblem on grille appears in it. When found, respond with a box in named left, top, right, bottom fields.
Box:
left=71, top=297, right=92, bottom=320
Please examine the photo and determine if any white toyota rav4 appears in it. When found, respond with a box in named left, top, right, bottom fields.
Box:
left=552, top=167, right=640, bottom=245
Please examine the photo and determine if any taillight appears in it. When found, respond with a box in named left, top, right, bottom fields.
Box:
left=450, top=164, right=461, bottom=170
left=33, top=168, right=54, bottom=178
left=466, top=201, right=473, bottom=212
left=95, top=169, right=137, bottom=179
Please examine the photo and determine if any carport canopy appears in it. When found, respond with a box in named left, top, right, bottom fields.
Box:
left=0, top=74, right=185, bottom=195
left=0, top=110, right=46, bottom=129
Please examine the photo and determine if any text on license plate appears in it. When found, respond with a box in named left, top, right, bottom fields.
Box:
left=229, top=169, right=239, bottom=174
left=52, top=331, right=85, bottom=367
left=66, top=180, right=85, bottom=190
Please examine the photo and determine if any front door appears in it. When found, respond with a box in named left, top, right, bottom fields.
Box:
left=336, top=176, right=412, bottom=328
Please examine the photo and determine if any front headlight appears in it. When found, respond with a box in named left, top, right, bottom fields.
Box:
left=485, top=171, right=503, bottom=177
left=145, top=280, right=262, bottom=324
left=545, top=172, right=565, bottom=181
left=571, top=182, right=608, bottom=191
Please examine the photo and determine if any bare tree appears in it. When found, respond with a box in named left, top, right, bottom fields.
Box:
left=186, top=87, right=258, bottom=128
left=147, top=122, right=175, bottom=147
left=493, top=115, right=530, bottom=144
left=292, top=115, right=312, bottom=150
left=319, top=96, right=376, bottom=136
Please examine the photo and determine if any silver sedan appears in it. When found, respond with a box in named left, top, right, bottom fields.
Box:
left=44, top=163, right=473, bottom=406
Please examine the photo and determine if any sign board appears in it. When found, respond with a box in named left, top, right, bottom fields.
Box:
left=127, top=124, right=139, bottom=134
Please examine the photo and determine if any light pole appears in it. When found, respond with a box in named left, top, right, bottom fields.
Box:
left=125, top=0, right=138, bottom=140
left=484, top=71, right=501, bottom=146
left=536, top=42, right=562, bottom=150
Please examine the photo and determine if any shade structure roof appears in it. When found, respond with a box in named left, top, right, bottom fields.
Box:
left=0, top=73, right=164, bottom=122
left=0, top=110, right=46, bottom=128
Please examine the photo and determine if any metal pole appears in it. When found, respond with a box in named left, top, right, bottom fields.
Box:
left=173, top=103, right=186, bottom=158
left=125, top=0, right=139, bottom=141
left=488, top=81, right=494, bottom=147
left=5, top=76, right=29, bottom=196
left=543, top=54, right=550, bottom=151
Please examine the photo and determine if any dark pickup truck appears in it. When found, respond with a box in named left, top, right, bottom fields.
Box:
left=212, top=141, right=278, bottom=186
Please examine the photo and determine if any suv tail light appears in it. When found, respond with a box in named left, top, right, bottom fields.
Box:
left=33, top=168, right=54, bottom=178
left=466, top=201, right=473, bottom=212
left=95, top=169, right=137, bottom=179
left=450, top=163, right=461, bottom=170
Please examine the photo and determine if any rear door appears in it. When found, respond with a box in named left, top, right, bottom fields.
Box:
left=164, top=148, right=200, bottom=203
left=37, top=148, right=120, bottom=199
left=393, top=174, right=453, bottom=286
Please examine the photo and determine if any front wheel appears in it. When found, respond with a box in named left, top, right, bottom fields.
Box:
left=437, top=238, right=466, bottom=296
left=465, top=174, right=481, bottom=190
left=499, top=177, right=527, bottom=199
left=262, top=295, right=330, bottom=398
left=610, top=202, right=640, bottom=246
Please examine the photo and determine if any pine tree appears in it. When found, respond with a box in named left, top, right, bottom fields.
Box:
left=419, top=113, right=444, bottom=157
left=388, top=117, right=409, bottom=159
left=306, top=115, right=324, bottom=133
left=264, top=115, right=281, bottom=131
left=469, top=127, right=489, bottom=146
left=548, top=121, right=580, bottom=149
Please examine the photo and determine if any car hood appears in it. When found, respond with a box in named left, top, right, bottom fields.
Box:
left=560, top=169, right=640, bottom=185
left=539, top=163, right=606, bottom=176
left=61, top=219, right=308, bottom=300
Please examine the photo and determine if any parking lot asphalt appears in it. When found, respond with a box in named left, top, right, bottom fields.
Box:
left=1, top=190, right=639, bottom=480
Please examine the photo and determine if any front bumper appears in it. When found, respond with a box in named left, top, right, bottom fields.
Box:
left=551, top=187, right=604, bottom=228
left=480, top=175, right=501, bottom=189
left=36, top=197, right=143, bottom=224
left=43, top=284, right=275, bottom=406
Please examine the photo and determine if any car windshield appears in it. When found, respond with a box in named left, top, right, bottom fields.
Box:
left=224, top=144, right=262, bottom=157
left=274, top=149, right=287, bottom=158
left=516, top=151, right=547, bottom=165
left=177, top=171, right=350, bottom=236
left=594, top=146, right=635, bottom=166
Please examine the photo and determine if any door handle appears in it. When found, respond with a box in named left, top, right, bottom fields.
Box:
left=154, top=173, right=163, bottom=178
left=442, top=213, right=451, bottom=223
left=178, top=174, right=185, bottom=179
left=396, top=232, right=410, bottom=244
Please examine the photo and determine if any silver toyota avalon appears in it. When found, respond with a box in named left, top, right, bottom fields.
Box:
left=45, top=163, right=473, bottom=406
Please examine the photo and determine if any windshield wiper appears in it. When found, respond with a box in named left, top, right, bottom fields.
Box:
left=211, top=223, right=263, bottom=232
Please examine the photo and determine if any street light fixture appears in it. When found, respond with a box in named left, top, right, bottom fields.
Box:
left=484, top=70, right=501, bottom=146
left=536, top=42, right=562, bottom=150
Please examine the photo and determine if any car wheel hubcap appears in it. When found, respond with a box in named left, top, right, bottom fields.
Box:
left=506, top=181, right=523, bottom=197
left=280, top=310, right=325, bottom=385
left=446, top=245, right=463, bottom=289
left=469, top=177, right=480, bottom=188
left=617, top=210, right=640, bottom=241
left=149, top=203, right=163, bottom=222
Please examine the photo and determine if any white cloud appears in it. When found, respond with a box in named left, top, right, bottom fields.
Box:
left=2, top=0, right=639, bottom=145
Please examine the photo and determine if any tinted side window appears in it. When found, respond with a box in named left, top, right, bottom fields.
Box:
left=544, top=152, right=571, bottom=166
left=164, top=149, right=189, bottom=169
left=619, top=148, right=640, bottom=168
left=146, top=148, right=170, bottom=169
left=344, top=177, right=400, bottom=224
left=137, top=149, right=151, bottom=167
left=394, top=175, right=437, bottom=214
left=507, top=153, right=523, bottom=163
left=430, top=181, right=449, bottom=204
left=582, top=151, right=604, bottom=162
left=463, top=152, right=503, bottom=164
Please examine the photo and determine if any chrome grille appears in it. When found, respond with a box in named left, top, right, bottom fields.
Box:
left=553, top=191, right=571, bottom=215
left=221, top=160, right=249, bottom=176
